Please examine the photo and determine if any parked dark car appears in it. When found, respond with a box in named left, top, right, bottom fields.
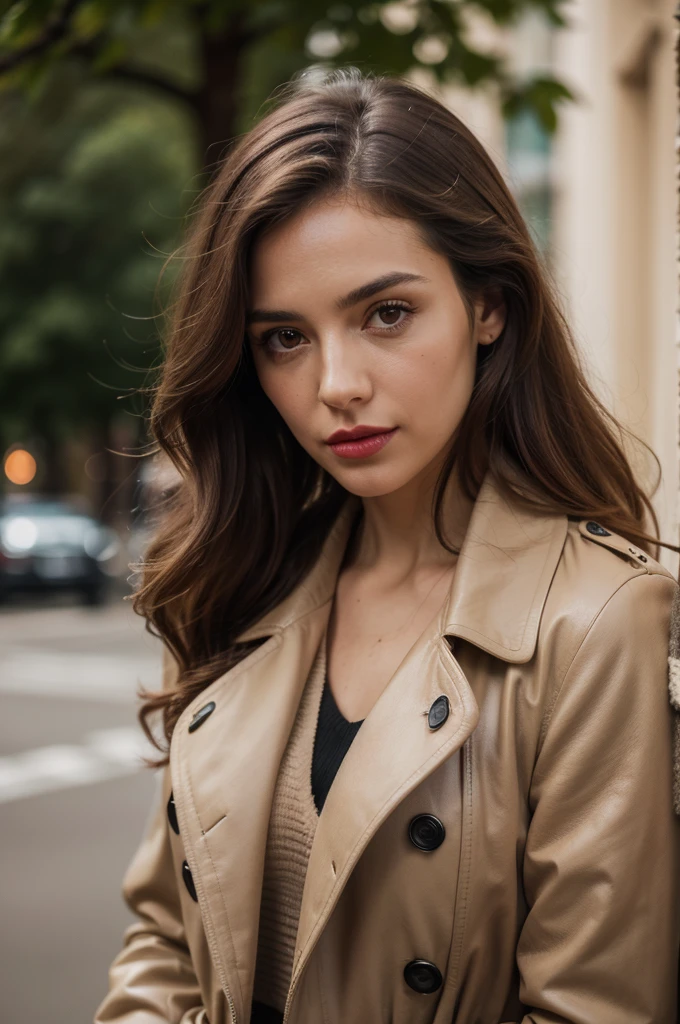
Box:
left=0, top=497, right=120, bottom=605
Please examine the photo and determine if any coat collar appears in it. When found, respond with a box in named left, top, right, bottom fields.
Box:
left=236, top=454, right=568, bottom=664
left=170, top=458, right=568, bottom=1022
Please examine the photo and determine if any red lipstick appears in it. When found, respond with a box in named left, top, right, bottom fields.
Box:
left=325, top=425, right=398, bottom=460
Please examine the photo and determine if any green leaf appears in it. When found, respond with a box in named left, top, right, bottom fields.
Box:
left=501, top=72, right=575, bottom=134
left=91, top=37, right=128, bottom=72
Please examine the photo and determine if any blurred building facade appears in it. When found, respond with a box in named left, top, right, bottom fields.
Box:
left=551, top=0, right=678, bottom=577
left=418, top=0, right=678, bottom=575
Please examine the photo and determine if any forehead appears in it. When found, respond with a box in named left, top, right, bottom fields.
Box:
left=248, top=197, right=440, bottom=301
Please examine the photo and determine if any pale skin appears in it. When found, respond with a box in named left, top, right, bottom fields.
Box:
left=247, top=195, right=506, bottom=722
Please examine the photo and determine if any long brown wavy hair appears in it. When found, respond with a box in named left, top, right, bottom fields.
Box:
left=132, top=66, right=680, bottom=767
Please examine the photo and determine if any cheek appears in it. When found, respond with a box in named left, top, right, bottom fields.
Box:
left=256, top=364, right=311, bottom=432
left=392, top=327, right=474, bottom=421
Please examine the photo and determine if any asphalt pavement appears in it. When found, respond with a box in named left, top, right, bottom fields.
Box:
left=0, top=590, right=164, bottom=1023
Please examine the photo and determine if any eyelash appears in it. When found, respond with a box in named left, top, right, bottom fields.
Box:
left=255, top=300, right=417, bottom=358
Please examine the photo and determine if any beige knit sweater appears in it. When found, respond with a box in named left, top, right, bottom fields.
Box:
left=251, top=628, right=327, bottom=1011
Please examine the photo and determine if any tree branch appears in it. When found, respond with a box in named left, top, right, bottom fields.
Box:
left=0, top=1, right=196, bottom=108
left=0, top=0, right=83, bottom=74
left=105, top=65, right=197, bottom=106
left=67, top=41, right=198, bottom=107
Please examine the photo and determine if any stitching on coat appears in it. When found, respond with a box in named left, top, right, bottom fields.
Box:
left=178, top=692, right=255, bottom=1012
left=440, top=623, right=474, bottom=998
left=446, top=730, right=474, bottom=999
left=535, top=572, right=670, bottom=760
left=176, top=741, right=242, bottom=1017
left=448, top=517, right=567, bottom=654
left=315, top=945, right=333, bottom=1024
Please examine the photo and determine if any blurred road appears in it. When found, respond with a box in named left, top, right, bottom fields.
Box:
left=0, top=594, right=164, bottom=1024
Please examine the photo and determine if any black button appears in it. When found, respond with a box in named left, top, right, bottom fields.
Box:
left=408, top=814, right=446, bottom=851
left=427, top=695, right=450, bottom=730
left=182, top=860, right=198, bottom=901
left=167, top=792, right=179, bottom=834
left=585, top=521, right=611, bottom=537
left=404, top=959, right=443, bottom=993
left=188, top=701, right=216, bottom=733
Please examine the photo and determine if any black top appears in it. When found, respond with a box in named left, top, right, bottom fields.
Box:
left=251, top=672, right=364, bottom=1024
left=311, top=671, right=364, bottom=813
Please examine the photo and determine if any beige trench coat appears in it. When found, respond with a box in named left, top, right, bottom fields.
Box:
left=95, top=463, right=680, bottom=1024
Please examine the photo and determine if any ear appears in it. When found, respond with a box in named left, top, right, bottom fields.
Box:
left=472, top=287, right=506, bottom=346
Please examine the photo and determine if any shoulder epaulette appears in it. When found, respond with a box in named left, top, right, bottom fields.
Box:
left=577, top=519, right=650, bottom=569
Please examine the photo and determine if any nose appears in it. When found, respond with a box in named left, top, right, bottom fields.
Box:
left=316, top=333, right=373, bottom=409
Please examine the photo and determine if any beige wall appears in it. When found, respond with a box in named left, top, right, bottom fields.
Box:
left=552, top=0, right=679, bottom=575
left=407, top=3, right=679, bottom=573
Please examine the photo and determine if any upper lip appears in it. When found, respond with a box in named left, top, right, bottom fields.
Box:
left=325, top=425, right=395, bottom=444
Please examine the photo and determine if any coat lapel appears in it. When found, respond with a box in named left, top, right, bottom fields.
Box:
left=169, top=497, right=361, bottom=1022
left=170, top=459, right=569, bottom=1021
left=442, top=457, right=569, bottom=662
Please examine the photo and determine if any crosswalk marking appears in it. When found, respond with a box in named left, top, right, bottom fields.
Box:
left=0, top=727, right=159, bottom=803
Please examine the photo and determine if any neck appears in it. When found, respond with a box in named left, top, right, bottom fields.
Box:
left=344, top=457, right=475, bottom=584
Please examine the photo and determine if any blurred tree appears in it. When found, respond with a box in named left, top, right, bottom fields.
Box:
left=0, top=0, right=575, bottom=518
left=0, top=68, right=195, bottom=514
left=0, top=0, right=575, bottom=172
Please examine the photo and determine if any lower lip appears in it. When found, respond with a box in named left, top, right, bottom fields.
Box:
left=327, top=428, right=398, bottom=459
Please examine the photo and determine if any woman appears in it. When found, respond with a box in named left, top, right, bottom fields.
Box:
left=95, top=69, right=680, bottom=1024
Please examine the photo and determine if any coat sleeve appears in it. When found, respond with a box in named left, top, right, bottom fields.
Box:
left=516, top=572, right=680, bottom=1024
left=94, top=648, right=207, bottom=1024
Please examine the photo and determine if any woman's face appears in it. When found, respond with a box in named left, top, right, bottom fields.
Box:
left=246, top=196, right=503, bottom=498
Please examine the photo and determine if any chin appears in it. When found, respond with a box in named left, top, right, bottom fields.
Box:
left=330, top=468, right=420, bottom=499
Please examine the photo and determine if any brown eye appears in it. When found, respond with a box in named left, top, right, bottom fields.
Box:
left=379, top=305, right=403, bottom=326
left=261, top=327, right=303, bottom=354
left=367, top=301, right=414, bottom=332
left=276, top=330, right=300, bottom=349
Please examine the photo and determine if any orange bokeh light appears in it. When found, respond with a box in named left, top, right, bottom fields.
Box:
left=4, top=449, right=37, bottom=485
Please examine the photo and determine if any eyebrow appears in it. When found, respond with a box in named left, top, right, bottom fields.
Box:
left=245, top=271, right=429, bottom=325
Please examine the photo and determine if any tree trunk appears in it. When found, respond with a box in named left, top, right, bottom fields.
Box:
left=195, top=15, right=246, bottom=175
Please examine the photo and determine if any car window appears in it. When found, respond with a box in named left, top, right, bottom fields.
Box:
left=0, top=514, right=97, bottom=550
